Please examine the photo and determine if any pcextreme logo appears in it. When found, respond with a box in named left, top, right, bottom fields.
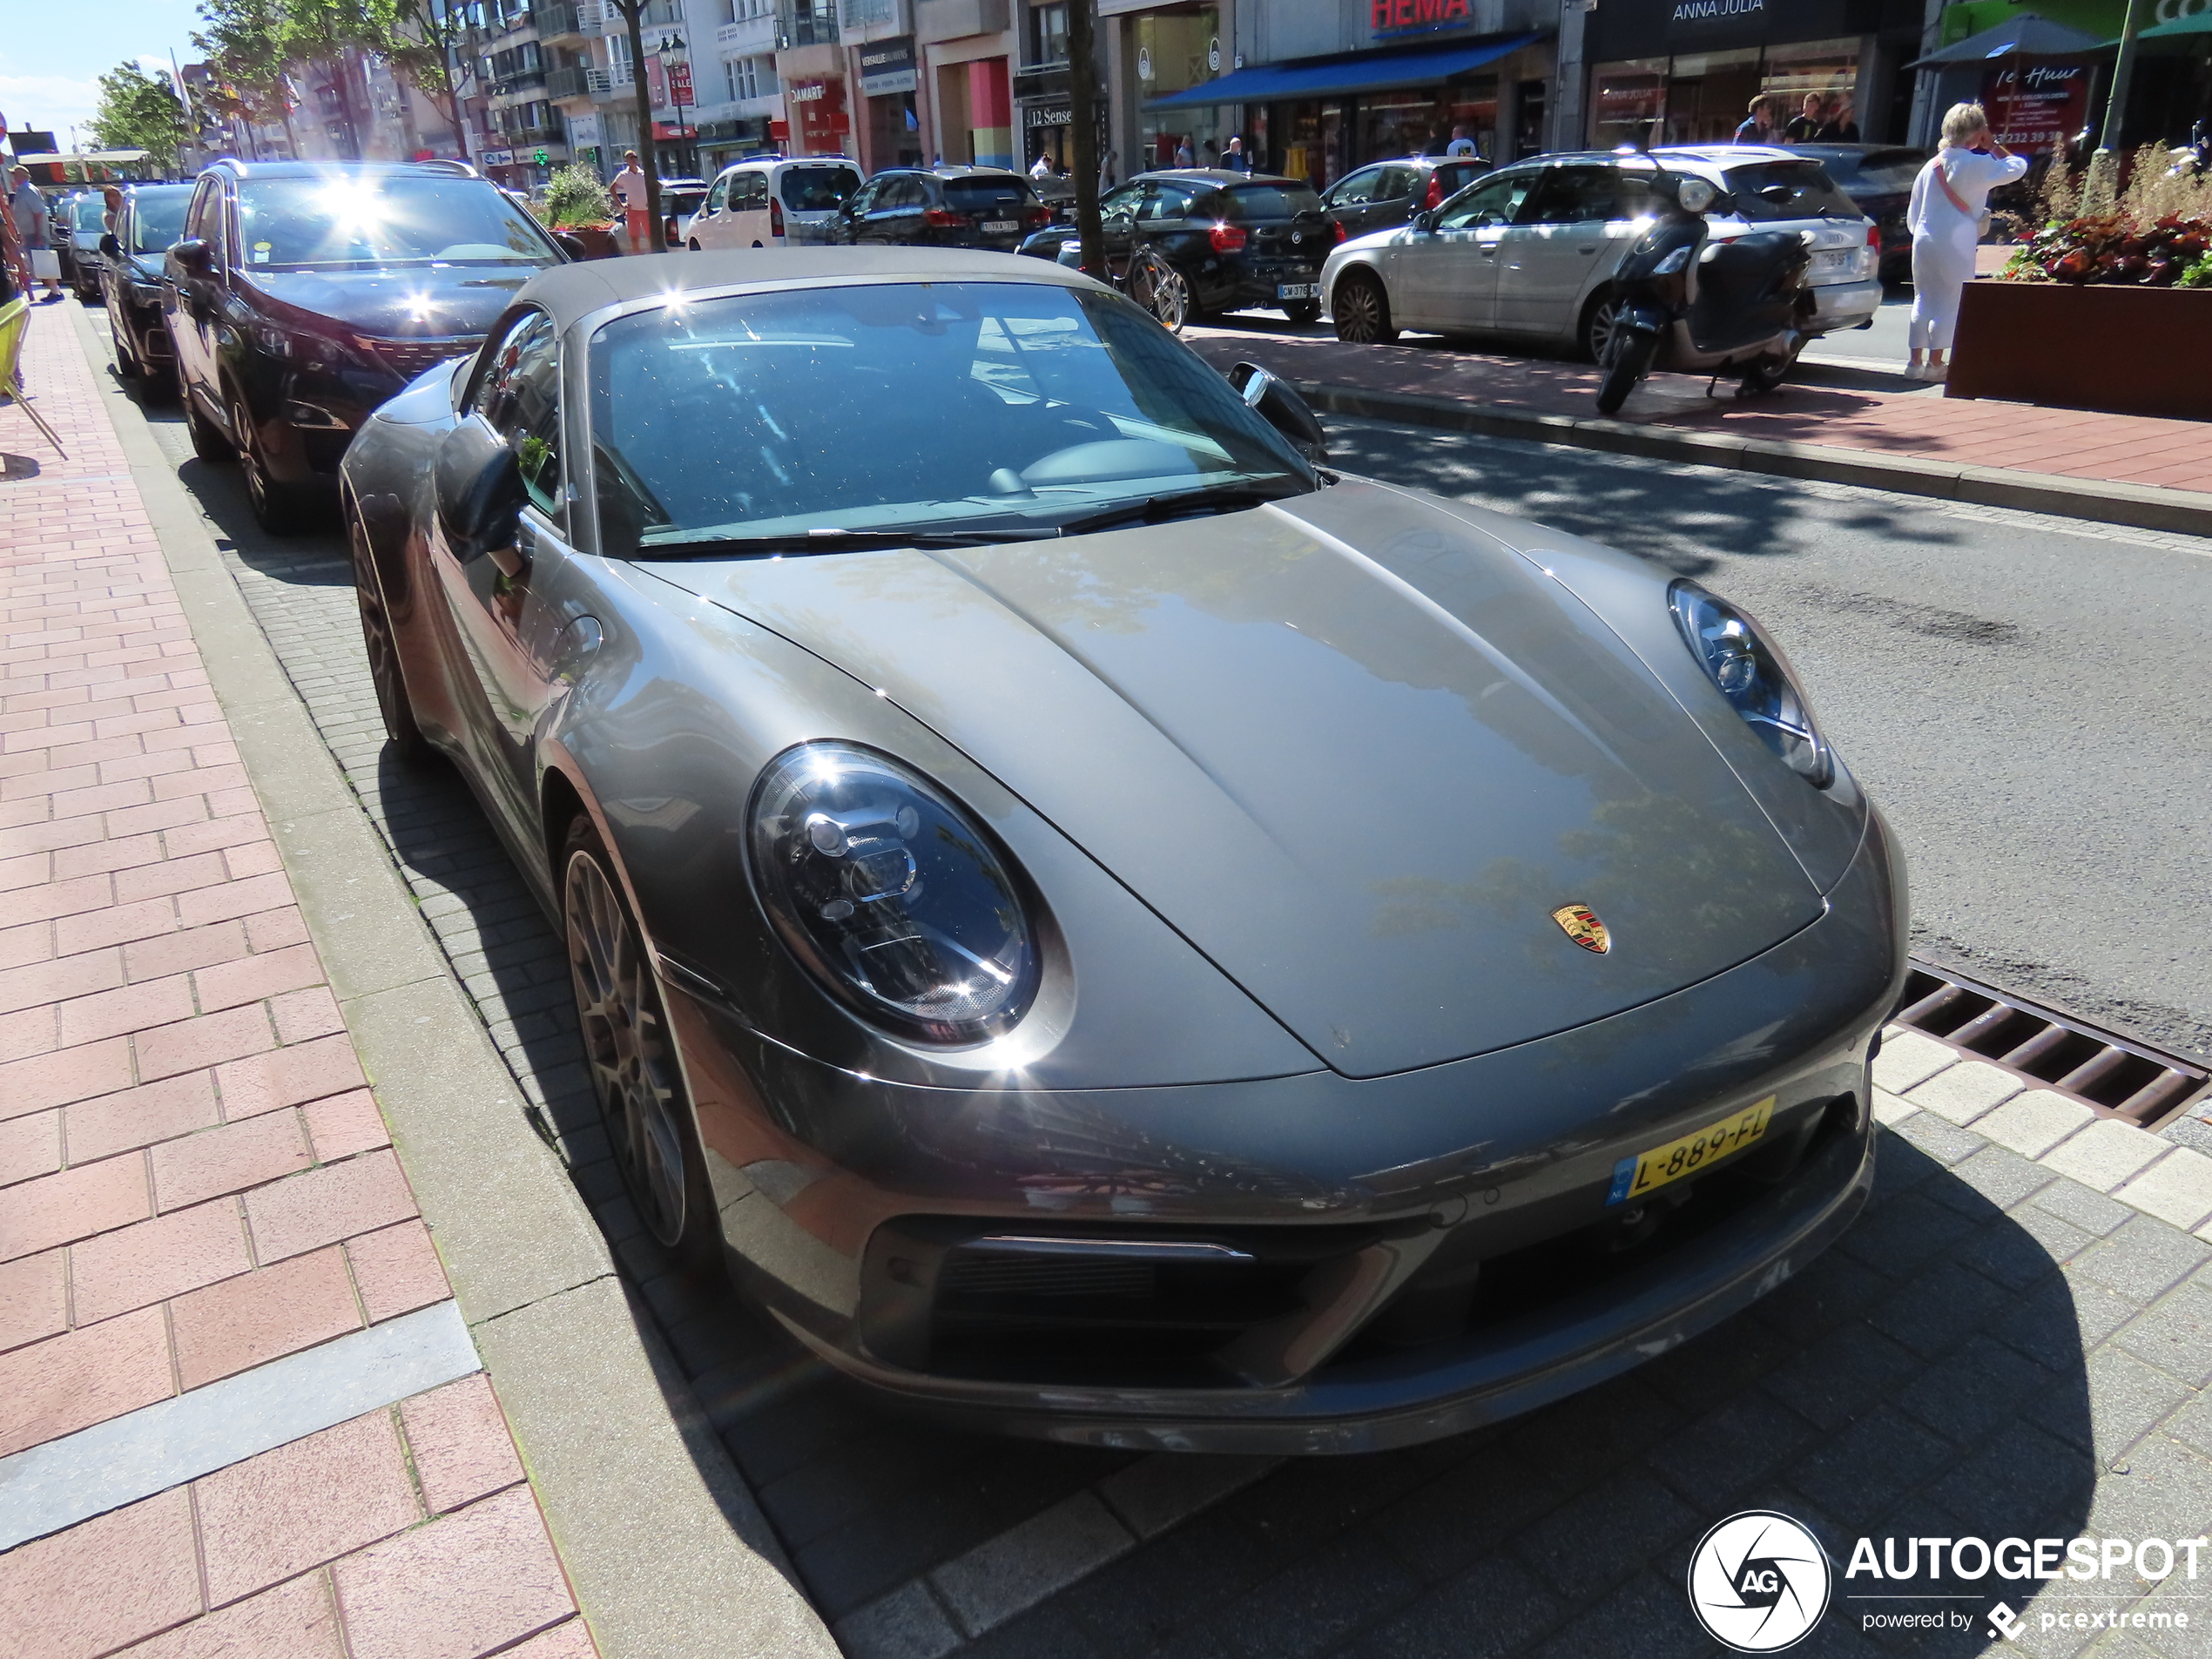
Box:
left=1687, top=1511, right=1832, bottom=1652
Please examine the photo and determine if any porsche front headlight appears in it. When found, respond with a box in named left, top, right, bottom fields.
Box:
left=1669, top=580, right=1833, bottom=788
left=747, top=742, right=1040, bottom=1042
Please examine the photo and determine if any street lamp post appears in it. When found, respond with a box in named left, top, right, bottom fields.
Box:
left=657, top=31, right=692, bottom=176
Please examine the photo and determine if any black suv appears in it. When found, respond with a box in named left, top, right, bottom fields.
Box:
left=1321, top=154, right=1491, bottom=240
left=164, top=158, right=569, bottom=530
left=102, top=184, right=197, bottom=401
left=1024, top=171, right=1336, bottom=323
left=827, top=166, right=1050, bottom=253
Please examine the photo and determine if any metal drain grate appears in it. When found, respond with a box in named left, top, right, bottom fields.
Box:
left=1892, top=960, right=2210, bottom=1130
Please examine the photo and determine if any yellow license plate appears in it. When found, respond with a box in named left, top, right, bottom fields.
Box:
left=1607, top=1096, right=1775, bottom=1205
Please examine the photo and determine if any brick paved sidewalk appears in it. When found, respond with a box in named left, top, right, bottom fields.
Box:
left=0, top=303, right=597, bottom=1656
left=1184, top=329, right=2212, bottom=496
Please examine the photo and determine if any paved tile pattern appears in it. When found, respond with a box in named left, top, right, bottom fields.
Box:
left=0, top=300, right=595, bottom=1657
left=1180, top=330, right=2212, bottom=496
left=84, top=304, right=2212, bottom=1658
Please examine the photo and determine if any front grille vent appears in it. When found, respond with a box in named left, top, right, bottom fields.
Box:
left=1892, top=960, right=2209, bottom=1130
left=360, top=334, right=482, bottom=382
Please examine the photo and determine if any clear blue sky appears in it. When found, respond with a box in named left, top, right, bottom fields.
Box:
left=2, top=0, right=206, bottom=147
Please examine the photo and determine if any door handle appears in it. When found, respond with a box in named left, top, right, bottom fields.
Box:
left=1579, top=246, right=1600, bottom=254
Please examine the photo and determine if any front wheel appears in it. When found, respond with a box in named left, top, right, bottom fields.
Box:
left=1332, top=273, right=1397, bottom=345
left=231, top=394, right=314, bottom=534
left=562, top=817, right=717, bottom=1266
left=1595, top=333, right=1656, bottom=416
left=347, top=508, right=428, bottom=766
left=183, top=381, right=232, bottom=460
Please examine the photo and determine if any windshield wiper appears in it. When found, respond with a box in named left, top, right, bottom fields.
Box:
left=637, top=526, right=1062, bottom=559
left=1052, top=482, right=1309, bottom=538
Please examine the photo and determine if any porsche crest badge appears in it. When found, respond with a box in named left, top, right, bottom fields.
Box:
left=1551, top=903, right=1611, bottom=954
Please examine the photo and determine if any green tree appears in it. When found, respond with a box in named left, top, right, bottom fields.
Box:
left=385, top=0, right=469, bottom=158
left=193, top=0, right=300, bottom=156
left=88, top=62, right=189, bottom=172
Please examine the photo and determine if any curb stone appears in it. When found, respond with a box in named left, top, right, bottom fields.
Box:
left=61, top=301, right=838, bottom=1659
left=1282, top=381, right=2212, bottom=542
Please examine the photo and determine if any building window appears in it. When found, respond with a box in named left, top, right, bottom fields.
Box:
left=725, top=53, right=777, bottom=100
left=1031, top=3, right=1068, bottom=68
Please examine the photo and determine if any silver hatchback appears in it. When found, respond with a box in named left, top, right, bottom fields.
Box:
left=1321, top=146, right=1882, bottom=357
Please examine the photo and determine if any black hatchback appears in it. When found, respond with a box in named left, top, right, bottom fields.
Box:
left=1028, top=170, right=1337, bottom=323
left=827, top=166, right=1050, bottom=252
left=1321, top=154, right=1491, bottom=240
left=162, top=158, right=569, bottom=532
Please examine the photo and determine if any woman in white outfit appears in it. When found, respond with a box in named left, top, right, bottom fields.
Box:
left=1906, top=103, right=2028, bottom=379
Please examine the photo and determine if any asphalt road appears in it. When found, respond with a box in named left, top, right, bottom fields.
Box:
left=1325, top=415, right=2212, bottom=1062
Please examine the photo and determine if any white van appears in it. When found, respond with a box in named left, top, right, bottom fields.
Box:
left=686, top=157, right=866, bottom=249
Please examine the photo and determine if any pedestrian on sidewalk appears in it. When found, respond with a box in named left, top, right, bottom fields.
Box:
left=1734, top=95, right=1783, bottom=145
left=1905, top=103, right=2027, bottom=381
left=611, top=150, right=650, bottom=253
left=9, top=165, right=62, bottom=300
left=1784, top=93, right=1825, bottom=144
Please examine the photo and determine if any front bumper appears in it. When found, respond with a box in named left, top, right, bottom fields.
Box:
left=1804, top=275, right=1884, bottom=333
left=670, top=800, right=1905, bottom=1450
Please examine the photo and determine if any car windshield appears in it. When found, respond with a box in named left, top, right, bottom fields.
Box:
left=235, top=174, right=558, bottom=268
left=590, top=280, right=1313, bottom=557
left=72, top=196, right=107, bottom=233
left=128, top=188, right=193, bottom=252
left=1721, top=160, right=1863, bottom=221
left=1218, top=182, right=1325, bottom=220
left=945, top=176, right=1035, bottom=210
left=782, top=165, right=860, bottom=210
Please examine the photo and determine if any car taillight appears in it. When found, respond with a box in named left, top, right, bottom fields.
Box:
left=1025, top=202, right=1050, bottom=226
left=770, top=198, right=785, bottom=237
left=1209, top=221, right=1247, bottom=253
left=1425, top=174, right=1445, bottom=209
left=1332, top=219, right=1347, bottom=243
left=924, top=207, right=967, bottom=227
left=1866, top=223, right=1881, bottom=248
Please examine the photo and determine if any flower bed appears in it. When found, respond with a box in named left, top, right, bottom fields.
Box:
left=1998, top=214, right=2212, bottom=287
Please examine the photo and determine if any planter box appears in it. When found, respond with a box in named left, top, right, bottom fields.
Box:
left=559, top=222, right=624, bottom=260
left=1951, top=281, right=2212, bottom=421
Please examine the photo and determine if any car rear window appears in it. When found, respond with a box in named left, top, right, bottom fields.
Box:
left=781, top=165, right=861, bottom=210
left=1722, top=161, right=1864, bottom=221
left=1218, top=182, right=1325, bottom=221
left=944, top=176, right=1037, bottom=210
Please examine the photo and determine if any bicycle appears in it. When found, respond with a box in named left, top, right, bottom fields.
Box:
left=1076, top=216, right=1189, bottom=334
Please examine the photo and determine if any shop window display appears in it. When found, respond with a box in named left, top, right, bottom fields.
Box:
left=1135, top=6, right=1227, bottom=169
left=1595, top=44, right=1865, bottom=147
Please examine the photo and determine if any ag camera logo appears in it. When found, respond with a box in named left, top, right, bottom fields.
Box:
left=1688, top=1510, right=1832, bottom=1652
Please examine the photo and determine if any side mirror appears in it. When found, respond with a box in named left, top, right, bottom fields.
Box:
left=552, top=231, right=586, bottom=260
left=99, top=233, right=121, bottom=260
left=1410, top=209, right=1436, bottom=233
left=171, top=238, right=213, bottom=276
left=1225, top=361, right=1327, bottom=467
left=433, top=420, right=525, bottom=563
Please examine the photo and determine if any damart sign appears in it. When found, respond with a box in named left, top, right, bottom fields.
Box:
left=1688, top=1513, right=2209, bottom=1652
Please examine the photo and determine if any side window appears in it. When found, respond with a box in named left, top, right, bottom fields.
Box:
left=184, top=179, right=219, bottom=248
left=1518, top=167, right=1618, bottom=226
left=845, top=179, right=878, bottom=213
left=1139, top=182, right=1196, bottom=222
left=1377, top=166, right=1420, bottom=200
left=705, top=176, right=730, bottom=212
left=1099, top=183, right=1145, bottom=219
left=472, top=312, right=563, bottom=514
left=1436, top=171, right=1531, bottom=230
left=738, top=173, right=771, bottom=209
left=1327, top=167, right=1382, bottom=206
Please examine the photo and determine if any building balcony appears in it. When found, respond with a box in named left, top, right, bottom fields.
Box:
left=538, top=1, right=583, bottom=39
left=776, top=5, right=840, bottom=48
left=715, top=16, right=777, bottom=51
left=546, top=64, right=593, bottom=98
left=492, top=70, right=548, bottom=96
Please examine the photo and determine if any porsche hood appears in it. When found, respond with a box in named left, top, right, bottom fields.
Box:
left=652, top=481, right=1824, bottom=1079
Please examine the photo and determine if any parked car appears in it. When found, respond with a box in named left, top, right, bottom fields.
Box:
left=655, top=177, right=711, bottom=246
left=826, top=166, right=1050, bottom=253
left=1320, top=154, right=1491, bottom=241
left=1785, top=144, right=1926, bottom=283
left=100, top=183, right=196, bottom=400
left=339, top=246, right=1900, bottom=1450
left=1321, top=146, right=1882, bottom=357
left=163, top=158, right=569, bottom=532
left=56, top=192, right=110, bottom=301
left=1022, top=170, right=1338, bottom=322
left=685, top=156, right=865, bottom=249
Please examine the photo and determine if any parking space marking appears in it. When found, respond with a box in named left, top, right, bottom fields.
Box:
left=0, top=1298, right=475, bottom=1550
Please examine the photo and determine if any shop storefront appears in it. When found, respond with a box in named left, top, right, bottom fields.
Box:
left=1584, top=0, right=1926, bottom=150
left=787, top=78, right=853, bottom=154
left=1127, top=3, right=1230, bottom=170
left=1147, top=27, right=1548, bottom=191
left=856, top=34, right=923, bottom=169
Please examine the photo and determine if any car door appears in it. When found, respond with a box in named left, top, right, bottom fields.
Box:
left=726, top=170, right=771, bottom=245
left=1323, top=165, right=1386, bottom=238
left=1367, top=165, right=1420, bottom=235
left=167, top=176, right=226, bottom=416
left=430, top=308, right=575, bottom=826
left=831, top=178, right=878, bottom=244
left=1391, top=168, right=1531, bottom=332
left=692, top=171, right=732, bottom=246
left=1492, top=165, right=1621, bottom=338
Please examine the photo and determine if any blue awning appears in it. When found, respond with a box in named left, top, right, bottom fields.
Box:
left=1145, top=30, right=1545, bottom=111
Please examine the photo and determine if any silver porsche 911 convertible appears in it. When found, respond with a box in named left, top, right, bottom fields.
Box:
left=341, top=248, right=1905, bottom=1453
